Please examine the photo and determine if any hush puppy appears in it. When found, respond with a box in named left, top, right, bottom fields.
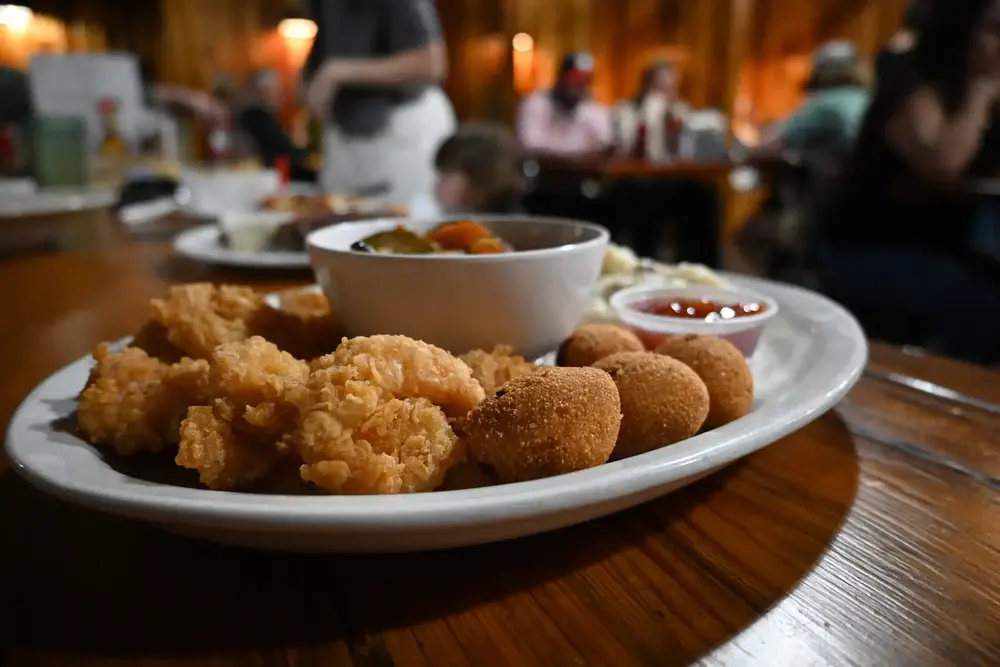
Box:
left=558, top=323, right=644, bottom=367
left=594, top=352, right=709, bottom=458
left=463, top=367, right=621, bottom=482
left=654, top=334, right=753, bottom=428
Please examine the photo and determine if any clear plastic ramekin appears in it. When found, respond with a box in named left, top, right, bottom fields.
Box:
left=609, top=284, right=779, bottom=357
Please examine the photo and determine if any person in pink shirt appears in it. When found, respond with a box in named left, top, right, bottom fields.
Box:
left=517, top=53, right=612, bottom=159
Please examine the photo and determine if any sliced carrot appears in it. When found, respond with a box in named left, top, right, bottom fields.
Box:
left=426, top=220, right=492, bottom=252
left=469, top=237, right=506, bottom=254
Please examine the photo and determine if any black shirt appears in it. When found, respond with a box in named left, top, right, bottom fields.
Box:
left=826, top=48, right=1000, bottom=254
left=305, top=0, right=443, bottom=136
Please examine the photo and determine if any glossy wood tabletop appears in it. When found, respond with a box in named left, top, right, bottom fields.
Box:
left=3, top=211, right=1000, bottom=667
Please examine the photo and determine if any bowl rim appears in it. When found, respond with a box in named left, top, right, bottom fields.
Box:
left=610, top=283, right=781, bottom=332
left=306, top=214, right=610, bottom=263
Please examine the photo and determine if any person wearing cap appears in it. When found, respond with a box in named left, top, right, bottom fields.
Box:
left=303, top=0, right=455, bottom=204
left=516, top=52, right=613, bottom=159
left=758, top=41, right=871, bottom=158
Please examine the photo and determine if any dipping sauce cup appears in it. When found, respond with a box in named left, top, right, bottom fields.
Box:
left=610, top=284, right=779, bottom=358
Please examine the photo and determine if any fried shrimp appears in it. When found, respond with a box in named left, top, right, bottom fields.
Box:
left=209, top=336, right=309, bottom=436
left=77, top=344, right=210, bottom=456
left=463, top=367, right=621, bottom=482
left=315, top=335, right=486, bottom=416
left=151, top=283, right=267, bottom=360
left=259, top=290, right=340, bottom=360
left=459, top=345, right=538, bottom=394
left=299, top=396, right=461, bottom=494
left=176, top=404, right=284, bottom=490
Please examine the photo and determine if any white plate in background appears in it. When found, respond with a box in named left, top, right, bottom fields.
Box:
left=172, top=224, right=310, bottom=269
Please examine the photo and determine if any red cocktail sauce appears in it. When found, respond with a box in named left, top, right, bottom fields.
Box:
left=629, top=298, right=768, bottom=350
left=635, top=298, right=766, bottom=321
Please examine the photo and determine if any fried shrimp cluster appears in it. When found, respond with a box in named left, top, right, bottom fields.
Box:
left=77, top=284, right=757, bottom=496
left=459, top=345, right=538, bottom=395
left=78, top=288, right=481, bottom=495
left=78, top=344, right=209, bottom=456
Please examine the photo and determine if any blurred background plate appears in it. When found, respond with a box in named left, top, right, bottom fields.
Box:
left=172, top=223, right=309, bottom=269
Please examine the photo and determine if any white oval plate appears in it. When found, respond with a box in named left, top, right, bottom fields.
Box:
left=5, top=276, right=866, bottom=553
left=173, top=224, right=310, bottom=269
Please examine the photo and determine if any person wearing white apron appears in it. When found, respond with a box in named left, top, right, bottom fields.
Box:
left=303, top=0, right=456, bottom=205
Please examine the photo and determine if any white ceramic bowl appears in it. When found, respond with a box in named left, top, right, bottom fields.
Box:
left=610, top=284, right=780, bottom=357
left=307, top=215, right=609, bottom=359
left=178, top=167, right=280, bottom=217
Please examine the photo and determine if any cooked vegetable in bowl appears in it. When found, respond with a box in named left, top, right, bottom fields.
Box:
left=351, top=221, right=512, bottom=255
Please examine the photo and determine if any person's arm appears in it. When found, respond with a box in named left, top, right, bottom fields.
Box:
left=317, top=45, right=446, bottom=87
left=311, top=0, right=446, bottom=88
left=153, top=84, right=226, bottom=121
left=885, top=81, right=1000, bottom=177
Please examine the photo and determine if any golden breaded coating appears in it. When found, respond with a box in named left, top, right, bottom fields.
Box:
left=459, top=345, right=538, bottom=395
left=655, top=334, right=754, bottom=428
left=315, top=335, right=486, bottom=416
left=299, top=396, right=461, bottom=494
left=463, top=367, right=621, bottom=482
left=77, top=344, right=210, bottom=456
left=257, top=290, right=340, bottom=360
left=129, top=320, right=185, bottom=364
left=150, top=283, right=266, bottom=360
left=558, top=323, right=645, bottom=367
left=275, top=290, right=331, bottom=319
left=176, top=404, right=283, bottom=490
left=593, top=352, right=709, bottom=458
left=210, top=336, right=309, bottom=436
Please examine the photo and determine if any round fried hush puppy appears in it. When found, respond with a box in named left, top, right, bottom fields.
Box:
left=558, top=323, right=644, bottom=367
left=654, top=334, right=754, bottom=428
left=463, top=367, right=621, bottom=482
left=593, top=352, right=709, bottom=458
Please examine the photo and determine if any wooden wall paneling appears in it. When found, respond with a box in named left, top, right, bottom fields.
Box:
left=589, top=0, right=627, bottom=105
left=437, top=0, right=506, bottom=121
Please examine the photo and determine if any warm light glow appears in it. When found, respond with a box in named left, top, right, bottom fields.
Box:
left=0, top=4, right=33, bottom=31
left=278, top=18, right=317, bottom=41
left=512, top=32, right=533, bottom=53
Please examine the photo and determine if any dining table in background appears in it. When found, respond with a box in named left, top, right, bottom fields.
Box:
left=2, top=210, right=1000, bottom=667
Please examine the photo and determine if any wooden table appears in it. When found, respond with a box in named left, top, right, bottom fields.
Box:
left=3, top=213, right=1000, bottom=666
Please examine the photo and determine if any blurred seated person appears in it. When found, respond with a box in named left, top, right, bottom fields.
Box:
left=613, top=60, right=689, bottom=162
left=755, top=41, right=870, bottom=170
left=518, top=52, right=612, bottom=224
left=820, top=0, right=1000, bottom=364
left=517, top=52, right=611, bottom=160
left=410, top=123, right=522, bottom=217
left=738, top=42, right=870, bottom=277
left=604, top=61, right=721, bottom=267
left=236, top=68, right=314, bottom=181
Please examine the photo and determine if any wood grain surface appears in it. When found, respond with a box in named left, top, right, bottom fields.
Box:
left=2, top=211, right=999, bottom=667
